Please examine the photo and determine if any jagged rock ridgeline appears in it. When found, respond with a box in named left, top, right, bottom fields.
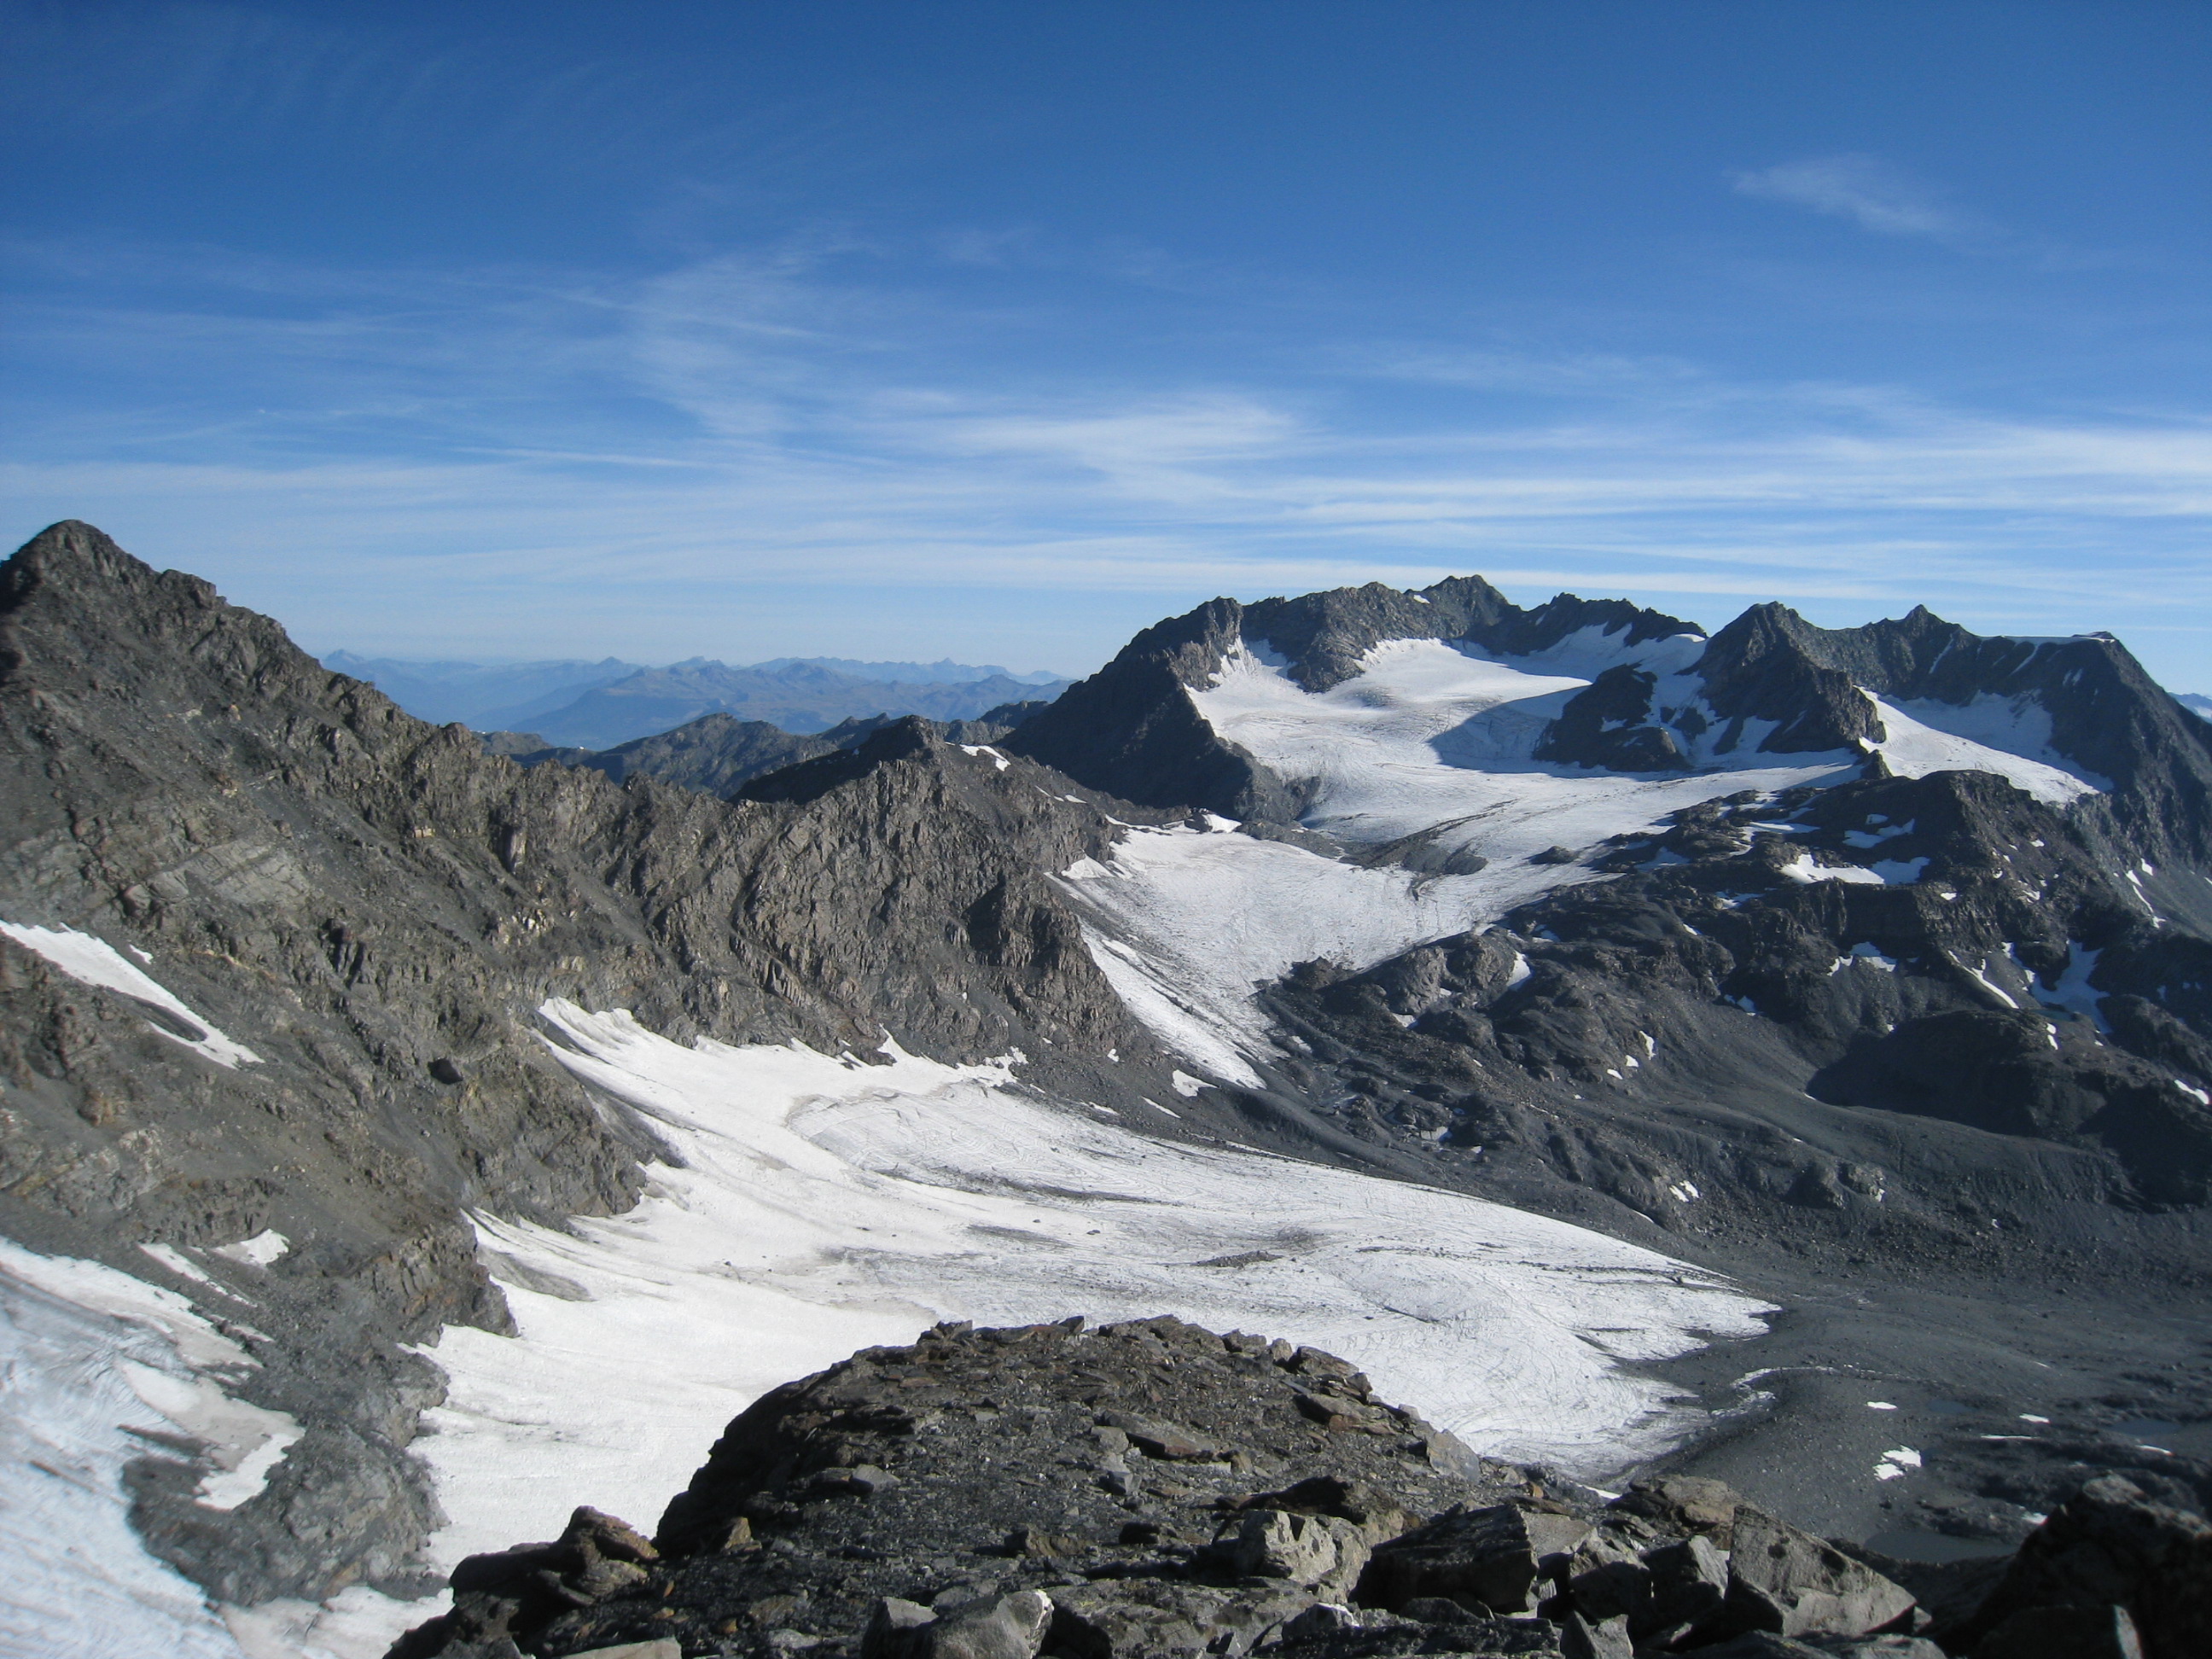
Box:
left=388, top=1318, right=2209, bottom=1659
left=1007, top=579, right=2212, bottom=870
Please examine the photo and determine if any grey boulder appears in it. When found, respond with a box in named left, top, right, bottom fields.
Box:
left=863, top=1592, right=1053, bottom=1659
left=1721, top=1508, right=1917, bottom=1640
left=1358, top=1499, right=1592, bottom=1615
left=1213, top=1508, right=1371, bottom=1598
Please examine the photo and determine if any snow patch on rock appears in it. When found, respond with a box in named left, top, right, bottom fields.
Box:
left=0, top=1239, right=313, bottom=1658
left=1870, top=696, right=2107, bottom=806
left=0, top=922, right=261, bottom=1068
left=1073, top=641, right=1851, bottom=1074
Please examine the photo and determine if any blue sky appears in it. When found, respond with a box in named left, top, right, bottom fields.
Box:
left=3, top=2, right=2209, bottom=686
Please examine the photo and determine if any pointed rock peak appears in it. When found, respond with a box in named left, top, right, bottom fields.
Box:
left=1416, top=573, right=1515, bottom=611
left=1700, top=598, right=1988, bottom=696
left=2, top=521, right=287, bottom=700
left=1704, top=599, right=1813, bottom=649
left=847, top=713, right=940, bottom=761
left=3, top=520, right=193, bottom=609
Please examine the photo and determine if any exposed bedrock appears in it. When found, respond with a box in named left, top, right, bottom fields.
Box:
left=387, top=1318, right=2205, bottom=1659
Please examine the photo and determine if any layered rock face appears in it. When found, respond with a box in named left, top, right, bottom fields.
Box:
left=390, top=1318, right=2204, bottom=1659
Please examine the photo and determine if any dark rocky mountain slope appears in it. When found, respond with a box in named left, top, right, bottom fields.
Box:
left=0, top=523, right=1173, bottom=1608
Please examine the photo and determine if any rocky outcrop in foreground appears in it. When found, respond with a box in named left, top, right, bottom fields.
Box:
left=390, top=1318, right=2209, bottom=1659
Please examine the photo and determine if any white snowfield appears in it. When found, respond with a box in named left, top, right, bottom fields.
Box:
left=1868, top=695, right=2107, bottom=806
left=0, top=991, right=1756, bottom=1659
left=1060, top=632, right=2114, bottom=1084
left=401, top=1002, right=1769, bottom=1595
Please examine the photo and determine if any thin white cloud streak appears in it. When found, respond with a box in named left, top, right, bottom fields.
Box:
left=1731, top=154, right=1998, bottom=247
left=0, top=2, right=864, bottom=190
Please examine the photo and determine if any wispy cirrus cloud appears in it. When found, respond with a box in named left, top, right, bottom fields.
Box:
left=1731, top=154, right=1999, bottom=249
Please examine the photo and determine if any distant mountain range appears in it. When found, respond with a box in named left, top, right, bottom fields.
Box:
left=318, top=650, right=643, bottom=728
left=2182, top=691, right=2212, bottom=721
left=752, top=655, right=1064, bottom=687
left=321, top=650, right=1071, bottom=747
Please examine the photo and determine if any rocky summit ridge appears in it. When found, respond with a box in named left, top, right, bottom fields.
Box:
left=390, top=1316, right=2210, bottom=1659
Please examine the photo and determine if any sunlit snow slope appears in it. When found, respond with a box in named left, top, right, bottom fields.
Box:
left=1060, top=632, right=2112, bottom=1084
left=409, top=1001, right=1771, bottom=1589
